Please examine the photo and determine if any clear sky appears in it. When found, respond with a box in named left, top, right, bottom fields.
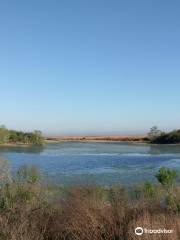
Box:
left=0, top=0, right=180, bottom=136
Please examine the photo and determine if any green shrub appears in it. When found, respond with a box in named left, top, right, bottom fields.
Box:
left=143, top=182, right=156, bottom=199
left=156, top=167, right=177, bottom=189
left=0, top=124, right=44, bottom=145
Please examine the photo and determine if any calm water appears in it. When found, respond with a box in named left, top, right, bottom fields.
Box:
left=0, top=142, right=180, bottom=186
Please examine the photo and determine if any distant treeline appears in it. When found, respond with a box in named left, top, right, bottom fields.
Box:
left=148, top=126, right=180, bottom=144
left=0, top=125, right=44, bottom=145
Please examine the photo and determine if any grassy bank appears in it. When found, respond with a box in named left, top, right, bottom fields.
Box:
left=0, top=160, right=180, bottom=239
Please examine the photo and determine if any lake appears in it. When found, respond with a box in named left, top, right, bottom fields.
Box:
left=0, top=142, right=180, bottom=186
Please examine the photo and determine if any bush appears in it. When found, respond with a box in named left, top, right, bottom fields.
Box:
left=0, top=125, right=44, bottom=145
left=156, top=167, right=177, bottom=189
left=143, top=182, right=156, bottom=199
left=151, top=129, right=180, bottom=144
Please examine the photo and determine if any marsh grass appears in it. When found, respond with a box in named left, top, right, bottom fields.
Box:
left=0, top=162, right=180, bottom=240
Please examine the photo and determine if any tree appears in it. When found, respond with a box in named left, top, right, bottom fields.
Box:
left=148, top=126, right=162, bottom=141
left=0, top=125, right=9, bottom=143
left=0, top=126, right=44, bottom=145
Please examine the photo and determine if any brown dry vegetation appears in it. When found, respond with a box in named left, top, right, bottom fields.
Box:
left=45, top=135, right=149, bottom=143
left=0, top=163, right=180, bottom=240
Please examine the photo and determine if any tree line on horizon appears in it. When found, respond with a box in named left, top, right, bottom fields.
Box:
left=0, top=124, right=180, bottom=145
left=0, top=125, right=44, bottom=145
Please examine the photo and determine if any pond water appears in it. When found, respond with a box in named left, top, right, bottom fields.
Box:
left=0, top=142, right=180, bottom=186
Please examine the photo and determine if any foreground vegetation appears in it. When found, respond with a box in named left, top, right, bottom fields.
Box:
left=0, top=159, right=180, bottom=240
left=0, top=125, right=44, bottom=145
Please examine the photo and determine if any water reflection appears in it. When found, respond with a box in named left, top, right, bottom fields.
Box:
left=0, top=143, right=180, bottom=155
left=0, top=145, right=44, bottom=154
left=149, top=144, right=180, bottom=155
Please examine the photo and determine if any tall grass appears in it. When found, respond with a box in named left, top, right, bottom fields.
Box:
left=0, top=162, right=180, bottom=239
left=0, top=158, right=11, bottom=184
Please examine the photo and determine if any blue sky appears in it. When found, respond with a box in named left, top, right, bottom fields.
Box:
left=0, top=0, right=180, bottom=135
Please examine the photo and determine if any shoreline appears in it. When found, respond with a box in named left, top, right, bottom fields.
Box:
left=0, top=143, right=43, bottom=148
left=0, top=139, right=147, bottom=147
left=45, top=135, right=149, bottom=144
left=45, top=140, right=149, bottom=144
left=1, top=136, right=180, bottom=147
